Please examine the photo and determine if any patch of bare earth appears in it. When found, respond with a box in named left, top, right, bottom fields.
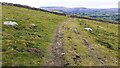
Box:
left=44, top=21, right=66, bottom=66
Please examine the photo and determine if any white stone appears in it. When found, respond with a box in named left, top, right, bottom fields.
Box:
left=4, top=21, right=18, bottom=26
left=84, top=28, right=93, bottom=31
left=30, top=24, right=36, bottom=26
left=61, top=53, right=65, bottom=55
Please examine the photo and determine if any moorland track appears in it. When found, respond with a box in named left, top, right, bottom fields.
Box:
left=44, top=18, right=118, bottom=66
left=44, top=19, right=66, bottom=66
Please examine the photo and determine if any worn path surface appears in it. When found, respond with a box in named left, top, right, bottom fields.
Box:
left=44, top=18, right=118, bottom=66
left=44, top=19, right=66, bottom=66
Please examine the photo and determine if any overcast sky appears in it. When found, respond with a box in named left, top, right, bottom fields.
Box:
left=1, top=0, right=120, bottom=8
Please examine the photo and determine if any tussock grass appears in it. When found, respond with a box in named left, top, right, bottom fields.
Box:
left=2, top=5, right=67, bottom=66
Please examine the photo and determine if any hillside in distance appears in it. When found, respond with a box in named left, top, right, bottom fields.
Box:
left=41, top=7, right=118, bottom=22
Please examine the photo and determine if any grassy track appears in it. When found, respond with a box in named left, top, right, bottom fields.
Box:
left=1, top=5, right=118, bottom=66
left=44, top=18, right=118, bottom=66
left=62, top=18, right=118, bottom=66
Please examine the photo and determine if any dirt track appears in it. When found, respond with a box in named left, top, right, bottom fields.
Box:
left=44, top=20, right=66, bottom=66
left=44, top=18, right=118, bottom=66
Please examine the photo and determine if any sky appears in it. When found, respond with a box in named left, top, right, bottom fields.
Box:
left=1, top=0, right=120, bottom=8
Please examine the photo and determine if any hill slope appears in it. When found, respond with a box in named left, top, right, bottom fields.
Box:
left=2, top=5, right=67, bottom=66
left=1, top=4, right=118, bottom=66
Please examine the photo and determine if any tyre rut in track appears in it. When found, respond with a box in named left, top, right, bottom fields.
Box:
left=44, top=20, right=66, bottom=66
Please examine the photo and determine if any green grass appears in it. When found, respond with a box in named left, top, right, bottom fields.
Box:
left=63, top=19, right=98, bottom=66
left=1, top=5, right=119, bottom=66
left=2, top=5, right=67, bottom=66
left=76, top=19, right=118, bottom=66
left=77, top=19, right=118, bottom=50
left=63, top=18, right=118, bottom=66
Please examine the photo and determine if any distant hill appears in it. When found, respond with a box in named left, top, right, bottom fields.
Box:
left=41, top=7, right=118, bottom=21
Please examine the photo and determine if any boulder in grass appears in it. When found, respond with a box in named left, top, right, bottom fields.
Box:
left=84, top=28, right=93, bottom=31
left=4, top=21, right=18, bottom=26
